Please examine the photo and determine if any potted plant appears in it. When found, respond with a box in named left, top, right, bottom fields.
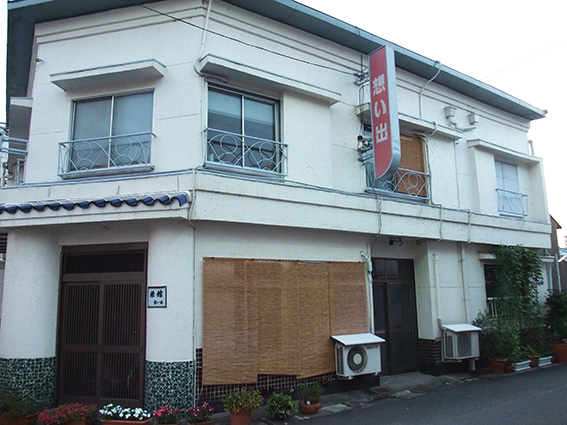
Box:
left=0, top=394, right=39, bottom=425
left=296, top=383, right=323, bottom=415
left=186, top=402, right=213, bottom=425
left=152, top=407, right=180, bottom=425
left=99, top=404, right=151, bottom=425
left=545, top=289, right=567, bottom=362
left=264, top=392, right=295, bottom=420
left=38, top=403, right=98, bottom=425
left=474, top=313, right=520, bottom=374
left=221, top=388, right=262, bottom=425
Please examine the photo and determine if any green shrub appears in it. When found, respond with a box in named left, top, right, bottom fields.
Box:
left=474, top=312, right=520, bottom=361
left=265, top=392, right=295, bottom=419
left=296, top=383, right=323, bottom=404
left=545, top=289, right=567, bottom=343
left=0, top=394, right=38, bottom=418
left=221, top=388, right=263, bottom=414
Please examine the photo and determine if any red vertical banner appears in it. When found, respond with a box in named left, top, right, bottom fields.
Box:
left=369, top=45, right=400, bottom=180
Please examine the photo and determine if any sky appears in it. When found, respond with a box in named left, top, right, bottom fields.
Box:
left=299, top=0, right=567, bottom=245
left=1, top=0, right=566, bottom=243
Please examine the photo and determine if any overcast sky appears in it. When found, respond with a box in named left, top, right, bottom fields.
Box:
left=2, top=0, right=566, bottom=243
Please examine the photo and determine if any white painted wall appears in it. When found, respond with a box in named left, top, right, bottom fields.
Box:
left=146, top=220, right=195, bottom=361
left=0, top=0, right=555, bottom=366
left=0, top=228, right=60, bottom=358
left=19, top=0, right=548, bottom=230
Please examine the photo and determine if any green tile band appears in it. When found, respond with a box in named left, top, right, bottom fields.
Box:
left=0, top=357, right=55, bottom=408
left=144, top=360, right=195, bottom=411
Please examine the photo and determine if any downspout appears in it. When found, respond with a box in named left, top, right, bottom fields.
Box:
left=193, top=0, right=213, bottom=76
left=433, top=253, right=443, bottom=331
left=555, top=253, right=562, bottom=291
left=189, top=169, right=198, bottom=406
left=361, top=249, right=375, bottom=334
left=458, top=243, right=470, bottom=322
left=419, top=61, right=442, bottom=119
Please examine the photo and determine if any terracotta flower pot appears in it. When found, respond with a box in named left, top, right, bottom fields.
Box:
left=229, top=412, right=251, bottom=425
left=529, top=355, right=540, bottom=368
left=489, top=358, right=508, bottom=374
left=553, top=343, right=567, bottom=363
left=298, top=402, right=321, bottom=415
left=0, top=414, right=38, bottom=425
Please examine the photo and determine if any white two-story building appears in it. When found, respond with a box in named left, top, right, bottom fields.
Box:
left=1, top=0, right=551, bottom=410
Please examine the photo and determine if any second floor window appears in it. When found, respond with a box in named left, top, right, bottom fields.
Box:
left=495, top=160, right=526, bottom=216
left=206, top=86, right=286, bottom=175
left=65, top=92, right=154, bottom=174
left=366, top=134, right=429, bottom=200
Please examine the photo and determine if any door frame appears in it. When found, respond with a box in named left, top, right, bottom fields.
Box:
left=56, top=244, right=147, bottom=406
left=371, top=258, right=419, bottom=375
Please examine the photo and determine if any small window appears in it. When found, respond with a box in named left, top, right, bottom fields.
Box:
left=62, top=92, right=154, bottom=175
left=495, top=161, right=526, bottom=216
left=206, top=86, right=286, bottom=175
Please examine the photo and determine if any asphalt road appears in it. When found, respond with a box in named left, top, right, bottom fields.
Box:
left=307, top=364, right=567, bottom=425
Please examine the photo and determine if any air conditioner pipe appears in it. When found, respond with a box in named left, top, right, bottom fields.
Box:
left=419, top=61, right=442, bottom=118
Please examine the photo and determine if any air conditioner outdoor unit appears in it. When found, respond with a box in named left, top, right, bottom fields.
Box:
left=442, top=324, right=481, bottom=361
left=331, top=333, right=385, bottom=379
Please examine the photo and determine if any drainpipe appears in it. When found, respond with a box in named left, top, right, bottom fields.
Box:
left=458, top=243, right=470, bottom=322
left=433, top=253, right=443, bottom=331
left=361, top=249, right=375, bottom=333
left=193, top=0, right=213, bottom=75
left=555, top=253, right=562, bottom=291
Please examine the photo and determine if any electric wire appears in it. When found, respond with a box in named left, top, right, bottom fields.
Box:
left=124, top=0, right=357, bottom=76
left=482, top=38, right=567, bottom=80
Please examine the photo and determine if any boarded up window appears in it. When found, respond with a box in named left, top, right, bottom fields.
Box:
left=397, top=135, right=426, bottom=196
left=399, top=135, right=424, bottom=172
left=202, top=259, right=368, bottom=385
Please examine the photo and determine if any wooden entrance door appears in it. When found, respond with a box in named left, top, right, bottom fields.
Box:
left=58, top=249, right=146, bottom=406
left=372, top=258, right=419, bottom=375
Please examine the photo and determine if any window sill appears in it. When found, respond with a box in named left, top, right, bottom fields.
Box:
left=365, top=187, right=429, bottom=203
left=204, top=161, right=286, bottom=181
left=59, top=164, right=154, bottom=180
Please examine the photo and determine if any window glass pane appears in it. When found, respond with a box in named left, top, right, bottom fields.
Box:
left=111, top=93, right=153, bottom=166
left=112, top=92, right=153, bottom=135
left=73, top=98, right=111, bottom=140
left=501, top=163, right=519, bottom=191
left=495, top=161, right=504, bottom=189
left=244, top=98, right=275, bottom=140
left=208, top=90, right=241, bottom=134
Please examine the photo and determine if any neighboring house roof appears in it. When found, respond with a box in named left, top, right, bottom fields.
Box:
left=6, top=0, right=547, bottom=121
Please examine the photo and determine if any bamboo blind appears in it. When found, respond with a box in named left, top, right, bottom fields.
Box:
left=254, top=260, right=301, bottom=375
left=329, top=262, right=369, bottom=335
left=202, top=258, right=259, bottom=385
left=298, top=262, right=335, bottom=378
left=202, top=258, right=368, bottom=384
